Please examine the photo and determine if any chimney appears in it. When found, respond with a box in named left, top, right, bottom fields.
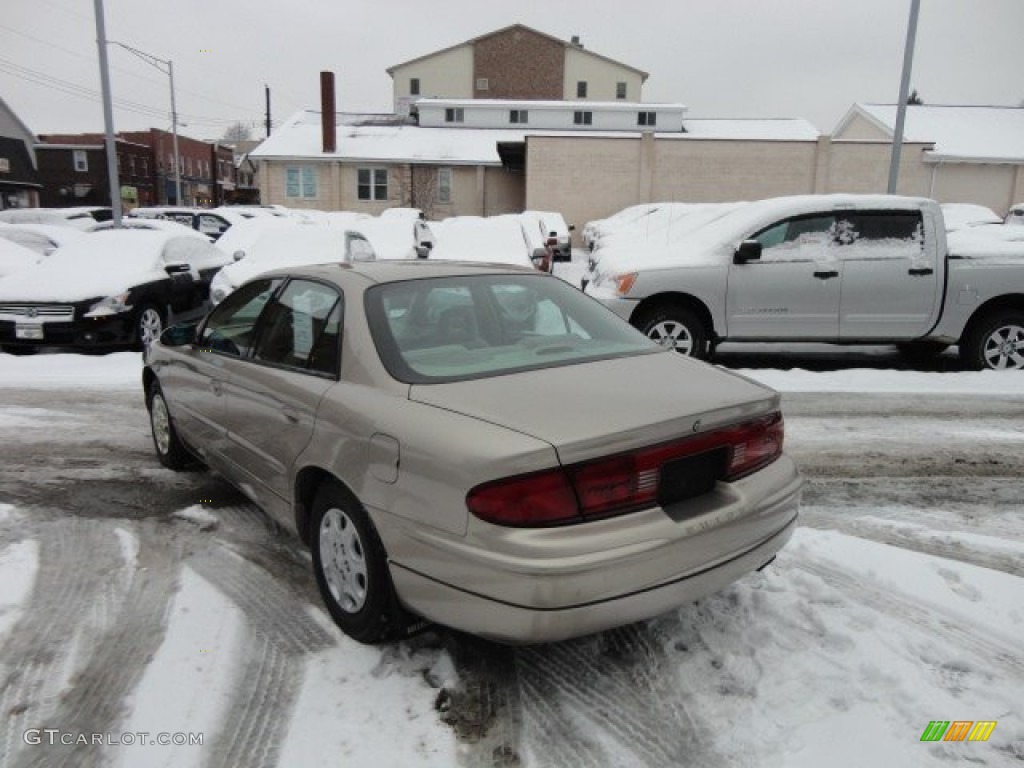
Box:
left=320, top=71, right=336, bottom=154
left=571, top=35, right=583, bottom=48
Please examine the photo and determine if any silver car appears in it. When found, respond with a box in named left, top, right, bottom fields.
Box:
left=143, top=261, right=801, bottom=644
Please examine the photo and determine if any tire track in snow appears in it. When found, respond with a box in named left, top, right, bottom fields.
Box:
left=0, top=519, right=122, bottom=768
left=14, top=521, right=183, bottom=768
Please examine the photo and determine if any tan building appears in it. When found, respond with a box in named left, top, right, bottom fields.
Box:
left=834, top=104, right=1024, bottom=215
left=387, top=24, right=648, bottom=115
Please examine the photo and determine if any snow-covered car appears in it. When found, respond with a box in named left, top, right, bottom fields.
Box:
left=209, top=225, right=376, bottom=305
left=519, top=211, right=574, bottom=265
left=0, top=238, right=41, bottom=279
left=89, top=218, right=211, bottom=240
left=143, top=260, right=802, bottom=644
left=0, top=230, right=230, bottom=353
left=428, top=216, right=535, bottom=269
left=1007, top=204, right=1024, bottom=226
left=128, top=207, right=246, bottom=241
left=0, top=207, right=110, bottom=230
left=581, top=203, right=663, bottom=250
left=940, top=203, right=1003, bottom=232
left=0, top=223, right=86, bottom=257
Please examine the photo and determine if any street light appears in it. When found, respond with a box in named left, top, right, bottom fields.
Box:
left=109, top=41, right=182, bottom=206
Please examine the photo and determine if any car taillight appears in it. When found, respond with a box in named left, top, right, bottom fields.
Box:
left=467, top=412, right=784, bottom=527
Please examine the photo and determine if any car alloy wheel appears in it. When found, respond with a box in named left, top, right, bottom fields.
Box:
left=318, top=507, right=369, bottom=613
left=137, top=306, right=164, bottom=347
left=648, top=319, right=694, bottom=355
left=981, top=322, right=1024, bottom=370
left=150, top=392, right=172, bottom=456
left=146, top=384, right=190, bottom=470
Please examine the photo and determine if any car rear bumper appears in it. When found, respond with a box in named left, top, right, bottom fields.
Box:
left=381, top=456, right=802, bottom=644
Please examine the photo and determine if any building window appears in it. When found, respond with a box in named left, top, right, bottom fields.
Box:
left=410, top=78, right=420, bottom=96
left=476, top=78, right=489, bottom=91
left=573, top=110, right=593, bottom=126
left=444, top=108, right=465, bottom=123
left=616, top=82, right=627, bottom=99
left=576, top=81, right=588, bottom=98
left=286, top=166, right=317, bottom=198
left=73, top=150, right=88, bottom=172
left=142, top=158, right=148, bottom=176
left=509, top=109, right=528, bottom=125
left=638, top=111, right=657, bottom=127
left=129, top=155, right=136, bottom=175
left=357, top=168, right=388, bottom=201
left=438, top=167, right=452, bottom=203
left=0, top=158, right=10, bottom=173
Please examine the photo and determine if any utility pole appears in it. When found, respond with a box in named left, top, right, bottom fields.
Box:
left=93, top=0, right=122, bottom=225
left=888, top=0, right=921, bottom=194
left=265, top=85, right=272, bottom=137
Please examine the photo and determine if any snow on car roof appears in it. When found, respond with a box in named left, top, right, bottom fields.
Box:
left=217, top=225, right=355, bottom=286
left=428, top=216, right=532, bottom=268
left=0, top=238, right=41, bottom=278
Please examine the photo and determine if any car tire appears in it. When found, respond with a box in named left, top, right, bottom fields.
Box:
left=146, top=383, right=191, bottom=470
left=311, top=481, right=407, bottom=644
left=960, top=310, right=1024, bottom=370
left=636, top=305, right=710, bottom=360
left=135, top=303, right=165, bottom=350
left=1, top=345, right=38, bottom=356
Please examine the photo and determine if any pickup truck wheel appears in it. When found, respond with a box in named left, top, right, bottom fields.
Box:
left=961, top=311, right=1024, bottom=370
left=311, top=481, right=408, bottom=644
left=637, top=306, right=709, bottom=359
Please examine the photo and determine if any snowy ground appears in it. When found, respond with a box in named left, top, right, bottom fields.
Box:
left=0, top=350, right=1022, bottom=768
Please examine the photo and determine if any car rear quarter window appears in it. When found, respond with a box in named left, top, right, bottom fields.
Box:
left=366, top=274, right=657, bottom=384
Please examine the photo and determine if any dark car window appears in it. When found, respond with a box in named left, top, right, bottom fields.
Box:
left=199, top=278, right=281, bottom=357
left=366, top=274, right=658, bottom=384
left=252, top=279, right=342, bottom=375
left=835, top=211, right=924, bottom=259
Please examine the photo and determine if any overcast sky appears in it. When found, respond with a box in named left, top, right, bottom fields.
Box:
left=2, top=0, right=1022, bottom=141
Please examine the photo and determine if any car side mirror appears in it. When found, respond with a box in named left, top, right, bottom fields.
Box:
left=734, top=240, right=763, bottom=264
left=568, top=224, right=576, bottom=232
left=159, top=323, right=197, bottom=347
left=415, top=242, right=433, bottom=259
left=233, top=250, right=246, bottom=262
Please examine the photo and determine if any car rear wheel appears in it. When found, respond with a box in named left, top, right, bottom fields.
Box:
left=961, top=310, right=1024, bottom=370
left=147, top=383, right=190, bottom=470
left=636, top=305, right=709, bottom=359
left=135, top=304, right=165, bottom=349
left=311, top=481, right=406, bottom=644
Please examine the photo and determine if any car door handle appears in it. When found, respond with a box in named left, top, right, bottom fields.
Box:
left=813, top=270, right=839, bottom=279
left=281, top=407, right=300, bottom=424
left=908, top=267, right=934, bottom=276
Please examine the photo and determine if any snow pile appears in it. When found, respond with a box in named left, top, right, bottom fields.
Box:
left=0, top=351, right=141, bottom=389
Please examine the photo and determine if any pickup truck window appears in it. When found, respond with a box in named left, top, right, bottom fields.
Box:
left=836, top=212, right=924, bottom=259
left=753, top=215, right=836, bottom=257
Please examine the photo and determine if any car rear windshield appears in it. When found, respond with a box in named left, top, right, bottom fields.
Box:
left=365, top=274, right=659, bottom=383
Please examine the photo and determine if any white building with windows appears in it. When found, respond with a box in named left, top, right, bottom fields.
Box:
left=414, top=99, right=686, bottom=132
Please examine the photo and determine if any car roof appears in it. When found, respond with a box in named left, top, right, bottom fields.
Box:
left=262, top=259, right=538, bottom=286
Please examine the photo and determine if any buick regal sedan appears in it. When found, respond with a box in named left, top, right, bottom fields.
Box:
left=143, top=261, right=801, bottom=644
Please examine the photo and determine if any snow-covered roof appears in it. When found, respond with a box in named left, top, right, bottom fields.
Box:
left=415, top=98, right=686, bottom=112
left=679, top=119, right=820, bottom=141
left=836, top=104, right=1024, bottom=163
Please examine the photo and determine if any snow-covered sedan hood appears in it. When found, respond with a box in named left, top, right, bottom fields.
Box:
left=409, top=351, right=778, bottom=465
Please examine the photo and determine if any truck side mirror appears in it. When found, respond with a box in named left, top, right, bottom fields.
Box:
left=734, top=240, right=763, bottom=264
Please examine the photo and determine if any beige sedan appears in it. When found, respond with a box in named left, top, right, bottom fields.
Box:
left=143, top=261, right=801, bottom=644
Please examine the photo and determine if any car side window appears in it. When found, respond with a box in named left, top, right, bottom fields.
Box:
left=199, top=278, right=281, bottom=357
left=837, top=212, right=924, bottom=259
left=199, top=214, right=229, bottom=236
left=752, top=215, right=837, bottom=260
left=252, top=280, right=342, bottom=376
left=347, top=234, right=376, bottom=262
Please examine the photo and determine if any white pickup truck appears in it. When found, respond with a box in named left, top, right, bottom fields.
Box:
left=583, top=195, right=1024, bottom=370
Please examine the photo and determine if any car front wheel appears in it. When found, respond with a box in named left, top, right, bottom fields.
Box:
left=636, top=305, right=710, bottom=359
left=135, top=304, right=165, bottom=349
left=311, top=481, right=406, bottom=644
left=147, top=383, right=190, bottom=470
left=961, top=310, right=1024, bottom=370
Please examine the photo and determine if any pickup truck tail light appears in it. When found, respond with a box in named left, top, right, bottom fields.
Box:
left=467, top=412, right=784, bottom=527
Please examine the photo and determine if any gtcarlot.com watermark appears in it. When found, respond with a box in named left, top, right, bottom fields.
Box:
left=24, top=729, right=203, bottom=747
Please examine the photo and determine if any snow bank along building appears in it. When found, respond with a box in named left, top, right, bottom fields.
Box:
left=251, top=24, right=1022, bottom=238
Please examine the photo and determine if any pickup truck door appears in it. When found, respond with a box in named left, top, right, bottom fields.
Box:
left=726, top=214, right=842, bottom=339
left=837, top=211, right=941, bottom=339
